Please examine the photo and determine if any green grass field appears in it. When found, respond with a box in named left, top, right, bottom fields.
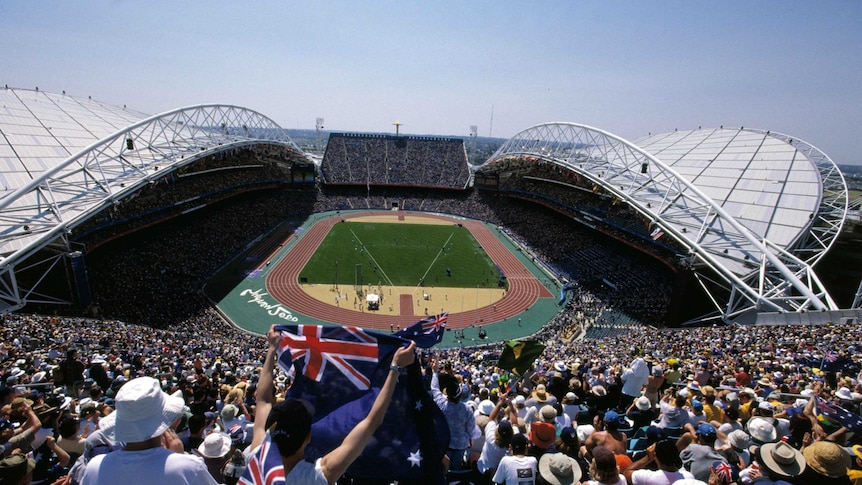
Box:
left=299, top=222, right=502, bottom=288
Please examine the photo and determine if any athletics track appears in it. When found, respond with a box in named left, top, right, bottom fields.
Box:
left=262, top=212, right=554, bottom=331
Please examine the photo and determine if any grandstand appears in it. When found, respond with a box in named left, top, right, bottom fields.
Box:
left=320, top=133, right=471, bottom=189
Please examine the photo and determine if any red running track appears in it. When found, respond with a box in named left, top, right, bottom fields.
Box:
left=265, top=212, right=553, bottom=331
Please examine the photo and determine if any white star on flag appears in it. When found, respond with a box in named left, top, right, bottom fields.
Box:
left=414, top=399, right=423, bottom=411
left=407, top=450, right=422, bottom=468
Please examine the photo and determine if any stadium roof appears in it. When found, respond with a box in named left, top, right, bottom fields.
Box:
left=0, top=87, right=300, bottom=311
left=479, top=123, right=849, bottom=323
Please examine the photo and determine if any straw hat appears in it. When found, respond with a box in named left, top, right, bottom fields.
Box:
left=803, top=441, right=850, bottom=478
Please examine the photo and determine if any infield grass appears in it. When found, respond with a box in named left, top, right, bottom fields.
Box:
left=299, top=221, right=502, bottom=288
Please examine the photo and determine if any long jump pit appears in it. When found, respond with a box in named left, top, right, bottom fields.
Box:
left=225, top=211, right=556, bottom=336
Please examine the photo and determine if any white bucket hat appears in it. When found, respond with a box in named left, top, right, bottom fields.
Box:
left=197, top=432, right=232, bottom=459
left=747, top=417, right=777, bottom=443
left=113, top=376, right=185, bottom=443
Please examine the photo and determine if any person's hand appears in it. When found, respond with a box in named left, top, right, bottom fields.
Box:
left=393, top=341, right=417, bottom=368
left=161, top=428, right=184, bottom=453
left=646, top=443, right=657, bottom=461
left=45, top=436, right=57, bottom=450
left=266, top=325, right=281, bottom=348
left=50, top=476, right=71, bottom=485
left=708, top=465, right=722, bottom=485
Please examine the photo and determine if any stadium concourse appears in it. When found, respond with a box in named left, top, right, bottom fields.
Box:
left=1, top=88, right=861, bottom=483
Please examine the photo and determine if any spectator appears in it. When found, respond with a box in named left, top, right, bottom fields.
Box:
left=243, top=326, right=416, bottom=484
left=624, top=440, right=695, bottom=484
left=678, top=423, right=727, bottom=482
left=431, top=359, right=481, bottom=472
left=799, top=440, right=851, bottom=484
left=537, top=451, right=581, bottom=485
left=0, top=454, right=35, bottom=485
left=583, top=410, right=627, bottom=457
left=492, top=434, right=537, bottom=485
left=196, top=432, right=232, bottom=484
left=584, top=445, right=625, bottom=485
left=81, top=376, right=216, bottom=485
left=57, top=349, right=86, bottom=399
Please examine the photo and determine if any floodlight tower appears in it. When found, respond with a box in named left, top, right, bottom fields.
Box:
left=315, top=117, right=325, bottom=153
left=469, top=125, right=478, bottom=163
left=393, top=120, right=403, bottom=135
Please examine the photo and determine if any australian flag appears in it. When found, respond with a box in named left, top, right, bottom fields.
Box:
left=395, top=313, right=448, bottom=348
left=273, top=324, right=449, bottom=483
left=816, top=396, right=862, bottom=433
left=820, top=350, right=850, bottom=373
left=239, top=434, right=285, bottom=485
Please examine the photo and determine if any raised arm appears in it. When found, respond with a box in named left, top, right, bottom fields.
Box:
left=249, top=325, right=280, bottom=452
left=320, top=341, right=416, bottom=484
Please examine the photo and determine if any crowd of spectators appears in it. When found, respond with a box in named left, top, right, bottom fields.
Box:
left=2, top=306, right=862, bottom=483
left=2, top=150, right=861, bottom=483
left=320, top=133, right=471, bottom=189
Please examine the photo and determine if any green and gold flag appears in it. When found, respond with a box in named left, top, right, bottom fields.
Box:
left=497, top=340, right=545, bottom=375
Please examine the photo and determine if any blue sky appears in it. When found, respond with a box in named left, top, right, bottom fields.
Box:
left=3, top=1, right=861, bottom=164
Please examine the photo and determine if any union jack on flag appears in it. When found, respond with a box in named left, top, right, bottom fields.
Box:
left=823, top=350, right=840, bottom=362
left=712, top=461, right=735, bottom=483
left=276, top=325, right=378, bottom=390
left=419, top=313, right=448, bottom=336
left=273, top=324, right=450, bottom=483
left=238, top=434, right=284, bottom=485
left=395, top=313, right=448, bottom=348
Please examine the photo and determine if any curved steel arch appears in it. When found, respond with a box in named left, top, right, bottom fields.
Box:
left=480, top=122, right=839, bottom=323
left=0, top=104, right=304, bottom=311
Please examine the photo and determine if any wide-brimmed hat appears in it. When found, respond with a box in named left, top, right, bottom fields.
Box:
left=539, top=452, right=582, bottom=485
left=533, top=384, right=549, bottom=402
left=221, top=404, right=239, bottom=421
left=635, top=396, right=651, bottom=410
left=113, top=376, right=185, bottom=443
left=0, top=454, right=35, bottom=484
left=803, top=440, right=850, bottom=478
left=727, top=430, right=751, bottom=450
left=477, top=400, right=495, bottom=416
left=591, top=385, right=606, bottom=397
left=540, top=405, right=557, bottom=422
left=530, top=421, right=556, bottom=449
left=197, top=432, right=232, bottom=459
left=758, top=441, right=805, bottom=478
left=835, top=387, right=853, bottom=401
left=748, top=417, right=777, bottom=443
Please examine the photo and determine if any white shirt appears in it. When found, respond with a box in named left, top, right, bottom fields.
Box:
left=285, top=458, right=328, bottom=484
left=492, top=454, right=537, bottom=485
left=477, top=420, right=513, bottom=473
left=631, top=468, right=695, bottom=485
left=585, top=475, right=627, bottom=485
left=82, top=447, right=217, bottom=485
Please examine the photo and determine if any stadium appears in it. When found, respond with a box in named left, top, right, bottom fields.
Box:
left=0, top=87, right=859, bottom=341
left=4, top=87, right=862, bottom=484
